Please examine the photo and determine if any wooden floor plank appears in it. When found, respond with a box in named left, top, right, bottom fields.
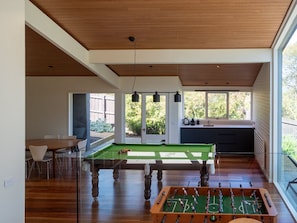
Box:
left=25, top=156, right=296, bottom=223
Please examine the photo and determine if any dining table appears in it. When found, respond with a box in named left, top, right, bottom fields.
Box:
left=26, top=138, right=80, bottom=178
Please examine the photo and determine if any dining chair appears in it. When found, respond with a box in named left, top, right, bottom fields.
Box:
left=76, top=139, right=87, bottom=158
left=25, top=151, right=32, bottom=179
left=70, top=139, right=88, bottom=169
left=44, top=134, right=57, bottom=139
left=27, top=145, right=52, bottom=180
left=56, top=135, right=77, bottom=174
left=43, top=134, right=57, bottom=158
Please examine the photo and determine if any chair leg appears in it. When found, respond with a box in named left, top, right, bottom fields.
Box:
left=57, top=154, right=65, bottom=176
left=286, top=177, right=297, bottom=190
left=27, top=161, right=35, bottom=179
left=46, top=161, right=51, bottom=180
left=25, top=160, right=30, bottom=179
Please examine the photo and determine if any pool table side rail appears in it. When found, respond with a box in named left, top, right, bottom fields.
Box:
left=84, top=143, right=216, bottom=162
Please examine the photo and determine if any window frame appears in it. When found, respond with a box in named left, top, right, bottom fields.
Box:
left=183, top=90, right=252, bottom=121
left=206, top=91, right=228, bottom=119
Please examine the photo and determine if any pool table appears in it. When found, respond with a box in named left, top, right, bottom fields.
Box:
left=84, top=143, right=216, bottom=200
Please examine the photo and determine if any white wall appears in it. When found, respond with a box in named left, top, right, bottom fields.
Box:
left=26, top=75, right=183, bottom=144
left=253, top=63, right=271, bottom=180
left=0, top=1, right=25, bottom=222
left=26, top=76, right=117, bottom=139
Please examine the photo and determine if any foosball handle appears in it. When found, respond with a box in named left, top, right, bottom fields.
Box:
left=189, top=215, right=194, bottom=223
left=156, top=191, right=166, bottom=204
left=161, top=215, right=167, bottom=223
left=175, top=215, right=180, bottom=223
left=204, top=216, right=208, bottom=223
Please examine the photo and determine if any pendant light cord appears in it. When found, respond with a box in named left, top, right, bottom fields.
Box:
left=130, top=36, right=136, bottom=92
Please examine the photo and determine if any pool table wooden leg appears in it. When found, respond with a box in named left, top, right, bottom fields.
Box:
left=113, top=167, right=119, bottom=180
left=90, top=165, right=100, bottom=200
left=144, top=171, right=152, bottom=200
left=200, top=160, right=209, bottom=186
left=157, top=169, right=162, bottom=181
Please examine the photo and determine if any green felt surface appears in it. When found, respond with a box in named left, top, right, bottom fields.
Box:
left=86, top=143, right=215, bottom=161
left=163, top=194, right=267, bottom=214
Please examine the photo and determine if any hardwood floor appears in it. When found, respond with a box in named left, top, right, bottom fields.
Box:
left=25, top=156, right=296, bottom=223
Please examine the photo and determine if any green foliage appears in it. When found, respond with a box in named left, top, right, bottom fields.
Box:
left=184, top=92, right=205, bottom=119
left=282, top=41, right=297, bottom=121
left=229, top=92, right=251, bottom=120
left=208, top=93, right=227, bottom=118
left=184, top=91, right=251, bottom=120
left=282, top=135, right=297, bottom=160
left=90, top=119, right=113, bottom=133
left=125, top=95, right=142, bottom=136
left=125, top=94, right=166, bottom=136
left=145, top=99, right=166, bottom=134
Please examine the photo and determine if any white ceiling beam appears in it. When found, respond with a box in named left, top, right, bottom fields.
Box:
left=89, top=49, right=272, bottom=64
left=25, top=0, right=120, bottom=88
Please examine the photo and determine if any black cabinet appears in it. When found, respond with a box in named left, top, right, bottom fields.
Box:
left=180, top=127, right=254, bottom=154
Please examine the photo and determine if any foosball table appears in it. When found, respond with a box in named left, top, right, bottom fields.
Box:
left=151, top=186, right=277, bottom=223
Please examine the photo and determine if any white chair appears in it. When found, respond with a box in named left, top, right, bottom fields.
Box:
left=43, top=134, right=57, bottom=158
left=70, top=139, right=88, bottom=168
left=44, top=134, right=57, bottom=139
left=25, top=151, right=32, bottom=179
left=77, top=139, right=87, bottom=157
left=56, top=135, right=77, bottom=174
left=28, top=145, right=52, bottom=180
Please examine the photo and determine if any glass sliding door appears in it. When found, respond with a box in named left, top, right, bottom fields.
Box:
left=141, top=93, right=168, bottom=144
left=279, top=27, right=297, bottom=214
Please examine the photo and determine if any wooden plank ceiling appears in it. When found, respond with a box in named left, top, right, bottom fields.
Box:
left=26, top=0, right=293, bottom=86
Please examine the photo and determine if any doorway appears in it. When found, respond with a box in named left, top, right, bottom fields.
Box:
left=125, top=93, right=168, bottom=144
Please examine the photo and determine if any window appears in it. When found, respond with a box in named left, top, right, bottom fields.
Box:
left=278, top=26, right=297, bottom=212
left=184, top=91, right=251, bottom=120
left=207, top=92, right=227, bottom=119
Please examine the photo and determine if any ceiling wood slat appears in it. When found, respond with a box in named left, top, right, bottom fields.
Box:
left=26, top=0, right=292, bottom=86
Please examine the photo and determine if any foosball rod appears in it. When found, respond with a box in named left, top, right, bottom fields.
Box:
left=219, top=189, right=223, bottom=213
left=205, top=189, right=210, bottom=213
left=241, top=189, right=248, bottom=214
left=230, top=188, right=235, bottom=214
left=251, top=190, right=261, bottom=213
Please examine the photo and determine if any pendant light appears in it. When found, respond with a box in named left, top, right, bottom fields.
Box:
left=130, top=36, right=139, bottom=102
left=174, top=91, right=181, bottom=102
left=153, top=91, right=160, bottom=102
left=132, top=91, right=139, bottom=102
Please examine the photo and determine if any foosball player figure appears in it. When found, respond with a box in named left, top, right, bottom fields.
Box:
left=178, top=198, right=184, bottom=207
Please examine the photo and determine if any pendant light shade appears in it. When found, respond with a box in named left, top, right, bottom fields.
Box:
left=174, top=91, right=181, bottom=102
left=153, top=92, right=160, bottom=102
left=132, top=91, right=139, bottom=102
